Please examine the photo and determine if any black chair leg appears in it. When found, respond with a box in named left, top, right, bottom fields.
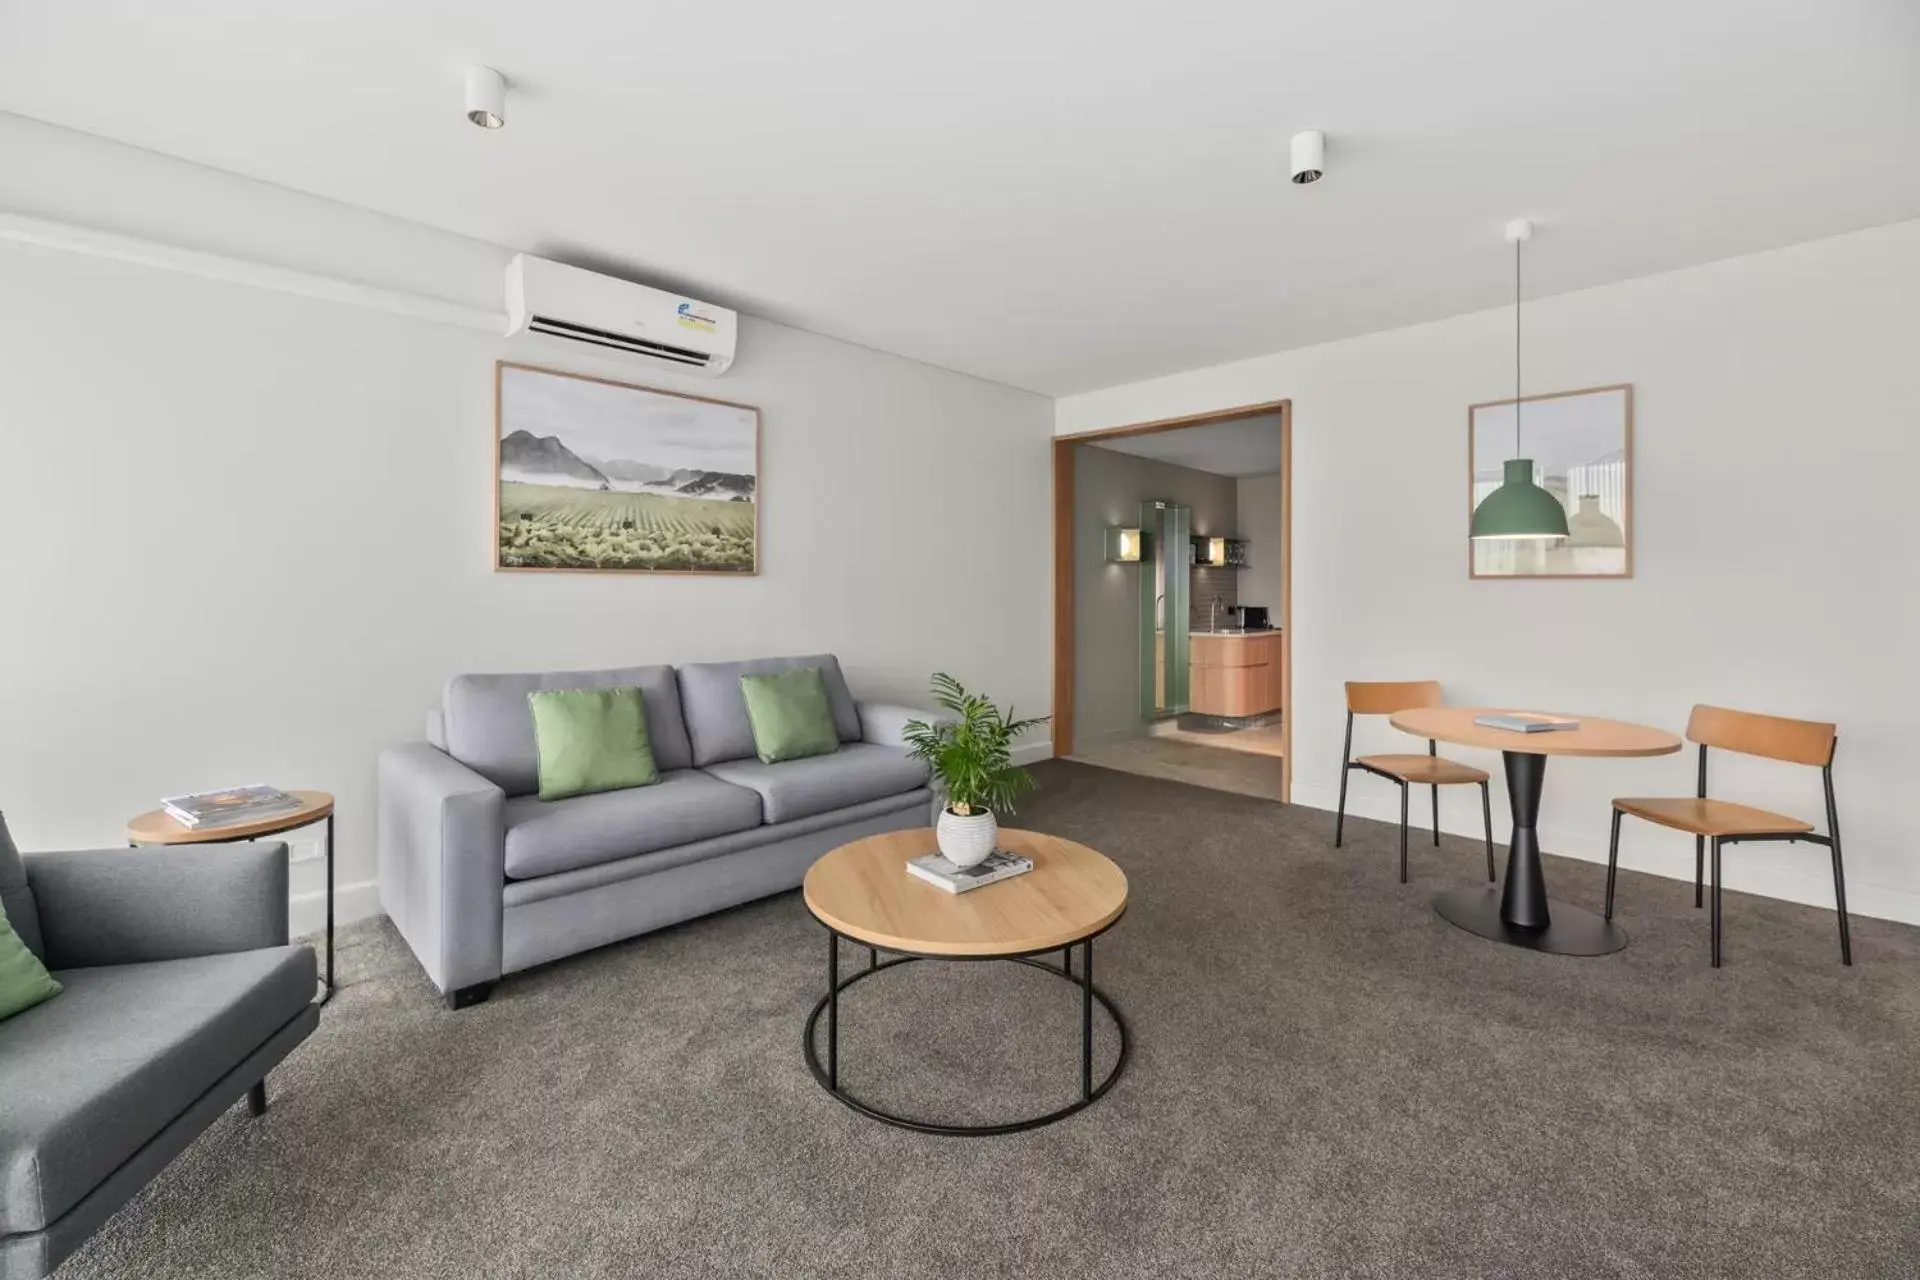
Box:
left=1710, top=837, right=1724, bottom=969
left=247, top=1081, right=268, bottom=1118
left=1430, top=784, right=1440, bottom=846
left=1397, top=784, right=1409, bottom=884
left=1694, top=835, right=1704, bottom=909
left=1830, top=839, right=1854, bottom=966
left=1334, top=766, right=1349, bottom=848
left=1479, top=782, right=1495, bottom=882
left=1604, top=808, right=1623, bottom=921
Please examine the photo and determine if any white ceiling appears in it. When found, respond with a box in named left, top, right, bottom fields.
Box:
left=2, top=1, right=1917, bottom=394
left=1088, top=415, right=1282, bottom=478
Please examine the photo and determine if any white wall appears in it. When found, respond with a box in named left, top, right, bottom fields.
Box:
left=1060, top=219, right=1920, bottom=925
left=0, top=118, right=1053, bottom=934
left=1234, top=472, right=1284, bottom=620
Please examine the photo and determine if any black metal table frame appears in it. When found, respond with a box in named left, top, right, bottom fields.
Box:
left=1432, top=750, right=1627, bottom=957
left=803, top=913, right=1129, bottom=1136
left=132, top=810, right=335, bottom=1004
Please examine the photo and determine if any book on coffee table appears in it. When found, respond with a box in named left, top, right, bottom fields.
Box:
left=905, top=849, right=1035, bottom=894
left=1472, top=713, right=1581, bottom=734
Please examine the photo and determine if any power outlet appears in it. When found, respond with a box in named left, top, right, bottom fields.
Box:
left=286, top=834, right=326, bottom=865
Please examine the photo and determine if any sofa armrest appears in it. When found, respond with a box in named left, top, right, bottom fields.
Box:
left=377, top=742, right=506, bottom=995
left=26, top=841, right=289, bottom=969
left=857, top=702, right=946, bottom=749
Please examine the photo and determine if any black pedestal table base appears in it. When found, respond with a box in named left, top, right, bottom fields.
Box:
left=1433, top=749, right=1628, bottom=957
left=1433, top=886, right=1627, bottom=955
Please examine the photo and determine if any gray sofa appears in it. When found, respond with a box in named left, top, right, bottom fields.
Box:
left=0, top=837, right=317, bottom=1280
left=378, top=653, right=932, bottom=1007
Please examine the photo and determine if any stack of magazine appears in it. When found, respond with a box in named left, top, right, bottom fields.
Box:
left=163, top=784, right=304, bottom=830
left=906, top=849, right=1034, bottom=894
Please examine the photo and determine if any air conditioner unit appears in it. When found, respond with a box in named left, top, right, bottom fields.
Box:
left=505, top=254, right=737, bottom=376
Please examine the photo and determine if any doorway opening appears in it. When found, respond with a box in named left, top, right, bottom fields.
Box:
left=1051, top=402, right=1292, bottom=803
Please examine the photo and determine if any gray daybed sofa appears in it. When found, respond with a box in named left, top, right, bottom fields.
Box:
left=378, top=654, right=932, bottom=1007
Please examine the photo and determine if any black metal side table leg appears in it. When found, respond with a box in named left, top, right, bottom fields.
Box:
left=318, top=810, right=336, bottom=1006
left=1432, top=750, right=1628, bottom=957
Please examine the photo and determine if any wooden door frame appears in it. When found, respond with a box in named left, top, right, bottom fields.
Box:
left=1051, top=399, right=1293, bottom=802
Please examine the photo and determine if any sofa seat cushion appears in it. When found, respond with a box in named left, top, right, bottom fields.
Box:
left=702, top=743, right=929, bottom=825
left=0, top=946, right=315, bottom=1235
left=501, top=789, right=932, bottom=908
left=502, top=770, right=764, bottom=880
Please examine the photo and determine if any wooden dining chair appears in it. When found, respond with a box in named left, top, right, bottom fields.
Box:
left=1335, top=681, right=1495, bottom=884
left=1605, top=704, right=1851, bottom=969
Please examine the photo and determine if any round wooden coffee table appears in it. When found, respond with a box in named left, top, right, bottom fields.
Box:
left=1389, top=709, right=1681, bottom=956
left=127, top=790, right=336, bottom=1003
left=802, top=827, right=1129, bottom=1135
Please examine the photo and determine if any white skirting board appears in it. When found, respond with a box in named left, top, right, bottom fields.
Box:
left=1290, top=781, right=1920, bottom=929
left=291, top=879, right=380, bottom=941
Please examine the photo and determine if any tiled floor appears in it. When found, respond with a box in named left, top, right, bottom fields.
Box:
left=1068, top=733, right=1285, bottom=802
left=1148, top=719, right=1286, bottom=758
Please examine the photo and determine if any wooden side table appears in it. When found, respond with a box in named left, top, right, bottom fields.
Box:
left=126, top=790, right=336, bottom=1004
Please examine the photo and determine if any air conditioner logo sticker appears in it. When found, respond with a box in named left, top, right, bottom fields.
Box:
left=676, top=302, right=718, bottom=334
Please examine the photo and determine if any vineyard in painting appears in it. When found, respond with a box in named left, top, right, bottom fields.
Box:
left=498, top=482, right=756, bottom=573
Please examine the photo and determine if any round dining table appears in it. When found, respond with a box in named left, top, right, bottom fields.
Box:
left=1388, top=707, right=1681, bottom=956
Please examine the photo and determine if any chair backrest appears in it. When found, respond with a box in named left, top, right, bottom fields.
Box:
left=1345, top=680, right=1443, bottom=716
left=1686, top=704, right=1835, bottom=767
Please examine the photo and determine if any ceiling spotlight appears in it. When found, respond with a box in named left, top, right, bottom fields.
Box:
left=1290, top=129, right=1325, bottom=184
left=465, top=66, right=506, bottom=130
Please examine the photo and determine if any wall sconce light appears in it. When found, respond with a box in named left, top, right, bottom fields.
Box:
left=1106, top=526, right=1142, bottom=563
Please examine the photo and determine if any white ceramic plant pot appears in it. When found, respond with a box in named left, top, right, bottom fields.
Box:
left=936, top=807, right=998, bottom=868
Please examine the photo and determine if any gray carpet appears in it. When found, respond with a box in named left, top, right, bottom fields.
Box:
left=59, top=761, right=1920, bottom=1279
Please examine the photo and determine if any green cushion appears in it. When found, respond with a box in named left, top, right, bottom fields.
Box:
left=528, top=686, right=661, bottom=802
left=740, top=668, right=842, bottom=764
left=0, top=899, right=60, bottom=1023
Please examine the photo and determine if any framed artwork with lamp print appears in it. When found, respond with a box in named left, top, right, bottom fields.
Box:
left=1469, top=383, right=1633, bottom=579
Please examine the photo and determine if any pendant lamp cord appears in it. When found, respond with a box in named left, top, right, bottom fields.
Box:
left=1513, top=234, right=1523, bottom=456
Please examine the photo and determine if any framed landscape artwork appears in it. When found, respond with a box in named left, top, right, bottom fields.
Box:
left=495, top=362, right=760, bottom=574
left=1469, top=383, right=1632, bottom=579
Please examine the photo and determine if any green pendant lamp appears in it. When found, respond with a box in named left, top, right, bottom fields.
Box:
left=1471, top=219, right=1569, bottom=541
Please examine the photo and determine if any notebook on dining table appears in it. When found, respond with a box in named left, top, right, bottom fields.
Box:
left=1473, top=713, right=1581, bottom=734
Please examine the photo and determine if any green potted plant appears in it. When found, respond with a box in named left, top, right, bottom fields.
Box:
left=902, top=673, right=1049, bottom=867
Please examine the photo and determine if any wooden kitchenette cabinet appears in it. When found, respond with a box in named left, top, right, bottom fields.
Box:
left=1189, top=631, right=1284, bottom=717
